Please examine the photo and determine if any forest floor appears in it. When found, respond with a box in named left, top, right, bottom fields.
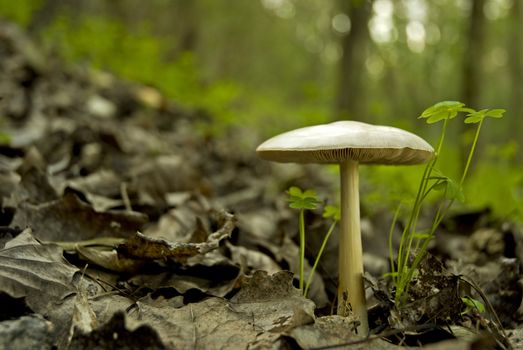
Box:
left=1, top=20, right=522, bottom=350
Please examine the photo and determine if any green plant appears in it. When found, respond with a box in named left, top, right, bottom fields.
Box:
left=461, top=296, right=485, bottom=316
left=304, top=204, right=340, bottom=297
left=287, top=186, right=339, bottom=296
left=391, top=101, right=505, bottom=306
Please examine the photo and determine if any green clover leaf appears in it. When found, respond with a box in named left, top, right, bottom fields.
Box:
left=419, top=101, right=472, bottom=124
left=465, top=108, right=506, bottom=124
left=322, top=205, right=340, bottom=220
left=287, top=186, right=320, bottom=210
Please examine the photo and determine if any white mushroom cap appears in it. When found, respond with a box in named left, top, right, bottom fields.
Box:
left=256, top=121, right=434, bottom=164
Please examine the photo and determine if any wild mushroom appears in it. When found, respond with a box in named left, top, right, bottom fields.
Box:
left=256, top=121, right=434, bottom=335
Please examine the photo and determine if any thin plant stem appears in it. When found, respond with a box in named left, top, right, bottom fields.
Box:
left=396, top=163, right=430, bottom=280
left=460, top=119, right=484, bottom=186
left=388, top=204, right=403, bottom=285
left=304, top=220, right=337, bottom=297
left=299, top=209, right=305, bottom=292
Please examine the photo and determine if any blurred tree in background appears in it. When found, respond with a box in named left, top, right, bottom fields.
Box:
left=0, top=0, right=522, bottom=221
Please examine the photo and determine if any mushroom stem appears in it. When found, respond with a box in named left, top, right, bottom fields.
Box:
left=338, top=159, right=368, bottom=335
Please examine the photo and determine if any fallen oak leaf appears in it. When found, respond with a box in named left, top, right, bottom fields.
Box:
left=117, top=210, right=235, bottom=263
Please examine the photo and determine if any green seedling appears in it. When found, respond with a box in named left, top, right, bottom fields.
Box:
left=391, top=101, right=505, bottom=306
left=287, top=186, right=339, bottom=296
left=287, top=186, right=320, bottom=291
left=461, top=296, right=485, bottom=316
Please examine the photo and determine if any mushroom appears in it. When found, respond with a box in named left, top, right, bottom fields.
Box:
left=256, top=120, right=434, bottom=335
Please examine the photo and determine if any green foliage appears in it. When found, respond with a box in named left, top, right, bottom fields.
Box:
left=288, top=186, right=320, bottom=210
left=392, top=101, right=505, bottom=306
left=42, top=16, right=197, bottom=100
left=464, top=108, right=506, bottom=124
left=461, top=296, right=485, bottom=315
left=465, top=145, right=523, bottom=222
left=40, top=15, right=242, bottom=135
left=418, top=101, right=472, bottom=124
left=0, top=0, right=42, bottom=27
left=323, top=205, right=341, bottom=220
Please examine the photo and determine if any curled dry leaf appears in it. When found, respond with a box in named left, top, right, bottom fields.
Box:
left=118, top=210, right=235, bottom=263
left=75, top=245, right=145, bottom=274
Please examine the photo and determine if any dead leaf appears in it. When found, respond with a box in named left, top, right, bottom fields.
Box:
left=0, top=228, right=79, bottom=313
left=121, top=270, right=315, bottom=349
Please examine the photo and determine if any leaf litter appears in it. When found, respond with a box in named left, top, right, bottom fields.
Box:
left=0, top=19, right=522, bottom=349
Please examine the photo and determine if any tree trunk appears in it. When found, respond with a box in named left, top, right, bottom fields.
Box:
left=460, top=0, right=486, bottom=165
left=461, top=0, right=486, bottom=108
left=334, top=0, right=373, bottom=121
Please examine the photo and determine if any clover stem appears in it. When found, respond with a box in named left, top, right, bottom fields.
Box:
left=299, top=209, right=305, bottom=292
left=460, top=119, right=483, bottom=186
left=304, top=219, right=337, bottom=297
left=338, top=160, right=368, bottom=335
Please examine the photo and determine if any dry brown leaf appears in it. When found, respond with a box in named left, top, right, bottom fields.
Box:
left=0, top=228, right=79, bottom=313
left=121, top=270, right=315, bottom=349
